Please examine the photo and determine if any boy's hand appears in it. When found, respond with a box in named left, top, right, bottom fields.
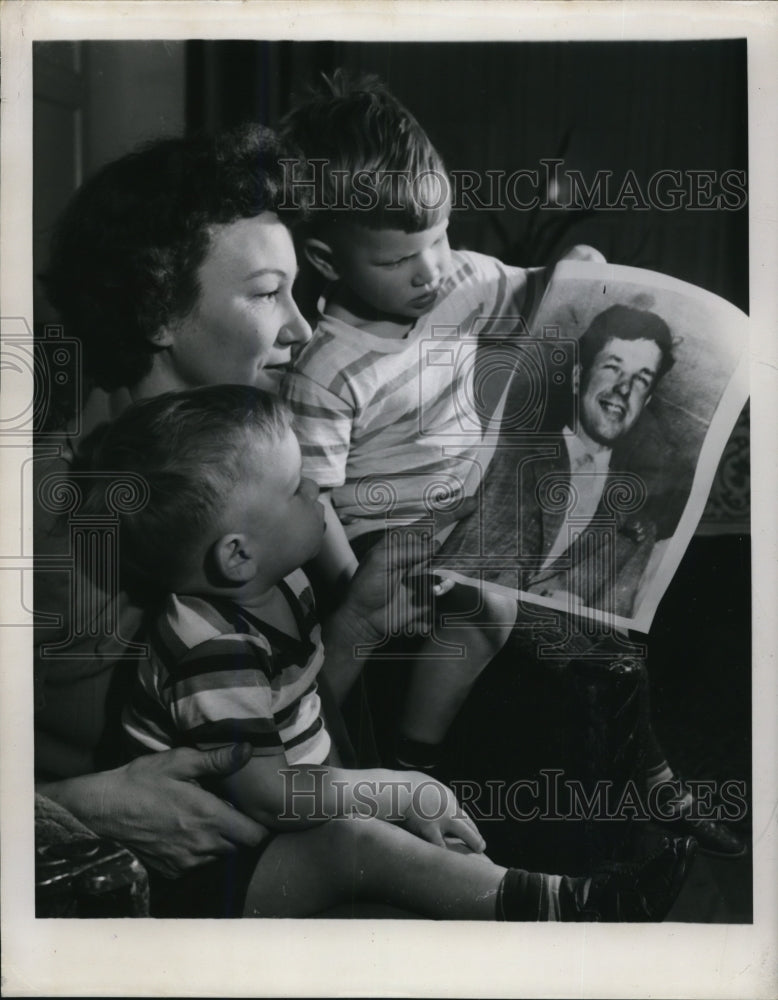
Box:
left=401, top=773, right=486, bottom=854
left=554, top=244, right=606, bottom=265
left=405, top=570, right=457, bottom=600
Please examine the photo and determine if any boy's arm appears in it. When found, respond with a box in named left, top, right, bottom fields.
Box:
left=218, top=757, right=484, bottom=850
left=312, top=491, right=359, bottom=594
left=218, top=757, right=394, bottom=829
left=318, top=505, right=474, bottom=704
left=282, top=371, right=359, bottom=595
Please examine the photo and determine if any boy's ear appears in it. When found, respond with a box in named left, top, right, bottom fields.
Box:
left=304, top=237, right=341, bottom=283
left=572, top=362, right=582, bottom=394
left=212, top=533, right=258, bottom=584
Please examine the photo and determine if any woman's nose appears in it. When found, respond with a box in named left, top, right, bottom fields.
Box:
left=278, top=301, right=312, bottom=346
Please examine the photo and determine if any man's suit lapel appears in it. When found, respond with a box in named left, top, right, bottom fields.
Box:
left=521, top=434, right=569, bottom=574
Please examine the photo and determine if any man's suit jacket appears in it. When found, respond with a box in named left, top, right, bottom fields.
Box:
left=440, top=429, right=669, bottom=618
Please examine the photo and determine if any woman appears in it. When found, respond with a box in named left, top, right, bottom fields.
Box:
left=34, top=124, right=413, bottom=907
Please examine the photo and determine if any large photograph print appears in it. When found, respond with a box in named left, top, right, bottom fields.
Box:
left=30, top=34, right=751, bottom=937
left=437, top=259, right=748, bottom=632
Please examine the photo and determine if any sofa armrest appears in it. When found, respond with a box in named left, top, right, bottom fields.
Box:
left=35, top=792, right=150, bottom=917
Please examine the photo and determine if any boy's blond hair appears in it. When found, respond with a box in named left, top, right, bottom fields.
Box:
left=77, top=386, right=291, bottom=593
left=280, top=69, right=450, bottom=234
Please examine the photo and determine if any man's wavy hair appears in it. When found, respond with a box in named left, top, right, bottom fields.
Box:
left=280, top=69, right=450, bottom=234
left=76, top=385, right=291, bottom=594
left=42, top=125, right=307, bottom=393
left=578, top=304, right=676, bottom=387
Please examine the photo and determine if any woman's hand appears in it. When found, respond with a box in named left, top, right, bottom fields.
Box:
left=400, top=772, right=486, bottom=853
left=38, top=743, right=268, bottom=878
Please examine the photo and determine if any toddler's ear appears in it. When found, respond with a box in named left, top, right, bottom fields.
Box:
left=304, top=237, right=340, bottom=283
left=212, top=533, right=257, bottom=584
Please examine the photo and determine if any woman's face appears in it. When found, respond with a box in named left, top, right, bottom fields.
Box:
left=162, top=212, right=312, bottom=391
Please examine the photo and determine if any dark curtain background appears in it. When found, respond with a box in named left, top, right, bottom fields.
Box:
left=186, top=40, right=748, bottom=307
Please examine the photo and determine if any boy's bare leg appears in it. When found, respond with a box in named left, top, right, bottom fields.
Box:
left=400, top=586, right=517, bottom=750
left=243, top=815, right=506, bottom=918
left=400, top=625, right=506, bottom=745
left=243, top=814, right=695, bottom=922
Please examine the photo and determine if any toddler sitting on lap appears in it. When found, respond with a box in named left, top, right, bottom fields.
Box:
left=78, top=384, right=693, bottom=920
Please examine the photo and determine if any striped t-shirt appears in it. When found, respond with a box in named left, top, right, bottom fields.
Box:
left=122, top=569, right=331, bottom=766
left=283, top=250, right=544, bottom=540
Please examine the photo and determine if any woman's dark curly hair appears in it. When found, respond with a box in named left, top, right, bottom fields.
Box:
left=42, top=124, right=305, bottom=392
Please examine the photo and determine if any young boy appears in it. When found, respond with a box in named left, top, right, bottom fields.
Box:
left=280, top=72, right=549, bottom=770
left=80, top=384, right=692, bottom=919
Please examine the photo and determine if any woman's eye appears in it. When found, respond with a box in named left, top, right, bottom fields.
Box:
left=252, top=290, right=279, bottom=302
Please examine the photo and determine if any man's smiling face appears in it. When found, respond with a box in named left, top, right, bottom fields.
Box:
left=577, top=336, right=662, bottom=446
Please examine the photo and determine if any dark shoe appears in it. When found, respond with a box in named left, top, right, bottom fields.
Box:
left=570, top=834, right=696, bottom=921
left=652, top=780, right=748, bottom=859
left=659, top=815, right=746, bottom=858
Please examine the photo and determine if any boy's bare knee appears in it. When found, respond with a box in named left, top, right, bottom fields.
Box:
left=481, top=593, right=518, bottom=654
left=482, top=623, right=511, bottom=658
left=319, top=814, right=390, bottom=852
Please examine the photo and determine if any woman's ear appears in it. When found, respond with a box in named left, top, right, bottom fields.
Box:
left=304, top=237, right=340, bottom=283
left=147, top=325, right=176, bottom=348
left=212, top=533, right=257, bottom=584
left=572, top=362, right=582, bottom=395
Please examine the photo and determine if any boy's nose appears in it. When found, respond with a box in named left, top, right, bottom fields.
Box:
left=412, top=250, right=441, bottom=288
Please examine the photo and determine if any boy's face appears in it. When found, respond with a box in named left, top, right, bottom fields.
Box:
left=328, top=212, right=452, bottom=321
left=229, top=428, right=325, bottom=583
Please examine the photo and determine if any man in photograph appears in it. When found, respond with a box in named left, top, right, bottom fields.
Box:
left=444, top=302, right=684, bottom=620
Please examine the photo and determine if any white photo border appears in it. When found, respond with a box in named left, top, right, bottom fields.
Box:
left=1, top=3, right=776, bottom=998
